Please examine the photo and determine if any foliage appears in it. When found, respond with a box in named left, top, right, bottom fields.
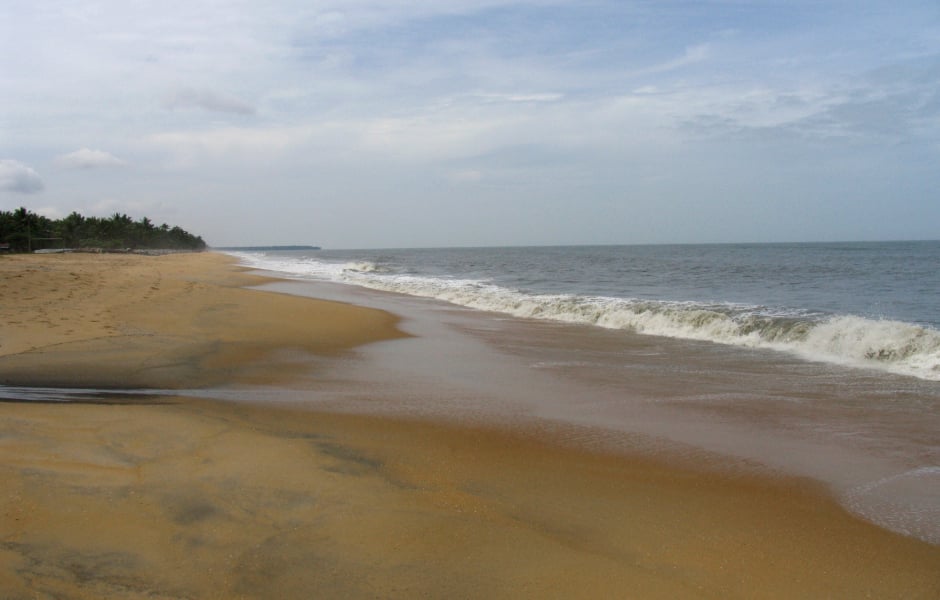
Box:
left=0, top=207, right=207, bottom=252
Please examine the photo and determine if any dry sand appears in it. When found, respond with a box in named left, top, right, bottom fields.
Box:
left=0, top=252, right=405, bottom=388
left=0, top=252, right=938, bottom=599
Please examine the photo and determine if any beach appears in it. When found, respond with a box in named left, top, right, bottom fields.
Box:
left=1, top=252, right=938, bottom=599
left=0, top=252, right=405, bottom=389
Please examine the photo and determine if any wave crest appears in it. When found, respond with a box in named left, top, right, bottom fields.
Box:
left=353, top=275, right=940, bottom=379
left=343, top=261, right=380, bottom=273
left=229, top=252, right=940, bottom=381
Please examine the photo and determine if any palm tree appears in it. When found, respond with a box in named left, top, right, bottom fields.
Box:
left=59, top=212, right=85, bottom=248
left=12, top=207, right=38, bottom=251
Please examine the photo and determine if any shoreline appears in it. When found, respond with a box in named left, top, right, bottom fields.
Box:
left=0, top=252, right=406, bottom=389
left=1, top=252, right=938, bottom=598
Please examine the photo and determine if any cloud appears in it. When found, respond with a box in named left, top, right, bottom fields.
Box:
left=0, top=160, right=43, bottom=194
left=56, top=148, right=127, bottom=169
left=144, top=125, right=317, bottom=168
left=632, top=44, right=711, bottom=77
left=673, top=55, right=940, bottom=143
left=90, top=197, right=171, bottom=217
left=144, top=111, right=509, bottom=168
left=163, top=88, right=256, bottom=115
left=34, top=206, right=65, bottom=220
left=473, top=92, right=563, bottom=103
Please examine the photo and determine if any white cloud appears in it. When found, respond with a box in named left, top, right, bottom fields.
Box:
left=473, top=92, right=563, bottom=103
left=632, top=44, right=711, bottom=77
left=56, top=148, right=127, bottom=169
left=143, top=112, right=510, bottom=168
left=2, top=0, right=938, bottom=247
left=144, top=125, right=317, bottom=168
left=34, top=206, right=65, bottom=220
left=0, top=160, right=43, bottom=194
left=163, top=88, right=256, bottom=115
left=90, top=197, right=170, bottom=217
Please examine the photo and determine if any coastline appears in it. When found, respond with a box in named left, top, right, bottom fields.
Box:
left=1, top=252, right=938, bottom=598
left=0, top=252, right=405, bottom=388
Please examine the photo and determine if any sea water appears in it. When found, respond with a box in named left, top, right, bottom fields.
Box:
left=226, top=242, right=940, bottom=544
left=230, top=242, right=940, bottom=381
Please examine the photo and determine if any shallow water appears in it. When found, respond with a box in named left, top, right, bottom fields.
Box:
left=251, top=277, right=940, bottom=547
left=229, top=242, right=940, bottom=381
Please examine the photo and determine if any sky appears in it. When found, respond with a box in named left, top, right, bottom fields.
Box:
left=2, top=0, right=939, bottom=248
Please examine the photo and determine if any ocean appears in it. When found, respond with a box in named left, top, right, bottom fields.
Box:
left=226, top=242, right=940, bottom=545
left=230, top=242, right=940, bottom=381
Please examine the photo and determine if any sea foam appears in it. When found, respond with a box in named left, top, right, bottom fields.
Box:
left=229, top=252, right=940, bottom=381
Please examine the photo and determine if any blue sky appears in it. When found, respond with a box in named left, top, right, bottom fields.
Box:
left=1, top=0, right=938, bottom=247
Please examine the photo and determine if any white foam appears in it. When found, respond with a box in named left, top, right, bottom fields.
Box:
left=843, top=466, right=940, bottom=545
left=343, top=261, right=380, bottom=273
left=227, top=252, right=940, bottom=381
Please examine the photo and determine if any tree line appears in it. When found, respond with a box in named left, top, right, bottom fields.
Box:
left=0, top=207, right=207, bottom=252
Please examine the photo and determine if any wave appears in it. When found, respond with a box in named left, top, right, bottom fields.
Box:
left=343, top=261, right=381, bottom=273
left=228, top=252, right=940, bottom=381
left=843, top=466, right=940, bottom=545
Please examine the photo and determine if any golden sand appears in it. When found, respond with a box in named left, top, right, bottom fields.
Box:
left=0, top=252, right=405, bottom=388
left=0, top=253, right=937, bottom=599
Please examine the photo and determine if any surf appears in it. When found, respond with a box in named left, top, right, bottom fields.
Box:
left=228, top=250, right=940, bottom=382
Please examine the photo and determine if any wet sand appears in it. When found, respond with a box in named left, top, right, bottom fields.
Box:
left=0, top=253, right=938, bottom=598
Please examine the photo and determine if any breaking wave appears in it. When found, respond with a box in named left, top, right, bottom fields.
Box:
left=228, top=252, right=940, bottom=381
left=342, top=261, right=381, bottom=273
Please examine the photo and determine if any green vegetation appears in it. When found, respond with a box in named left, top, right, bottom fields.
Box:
left=0, top=207, right=206, bottom=252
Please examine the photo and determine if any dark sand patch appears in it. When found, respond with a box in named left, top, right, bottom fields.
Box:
left=1, top=399, right=937, bottom=599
